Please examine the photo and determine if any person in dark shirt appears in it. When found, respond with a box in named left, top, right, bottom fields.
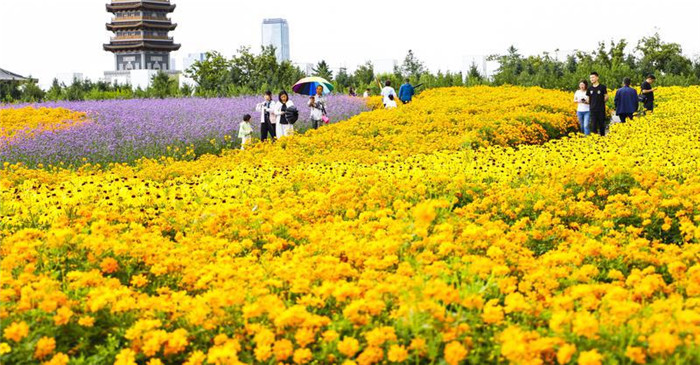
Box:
left=640, top=74, right=656, bottom=113
left=614, top=77, right=639, bottom=123
left=586, top=72, right=609, bottom=136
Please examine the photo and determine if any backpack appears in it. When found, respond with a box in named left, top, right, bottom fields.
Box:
left=285, top=106, right=299, bottom=124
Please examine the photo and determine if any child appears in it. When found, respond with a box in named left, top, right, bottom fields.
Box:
left=238, top=114, right=253, bottom=149
left=385, top=94, right=398, bottom=109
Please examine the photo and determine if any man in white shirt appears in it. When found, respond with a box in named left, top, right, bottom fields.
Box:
left=380, top=81, right=396, bottom=107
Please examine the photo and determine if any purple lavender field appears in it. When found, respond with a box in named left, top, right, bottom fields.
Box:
left=0, top=95, right=368, bottom=167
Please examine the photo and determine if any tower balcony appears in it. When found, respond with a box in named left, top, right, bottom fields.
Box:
left=110, top=35, right=174, bottom=42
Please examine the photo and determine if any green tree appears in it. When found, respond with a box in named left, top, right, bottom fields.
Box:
left=20, top=78, right=45, bottom=102
left=186, top=51, right=232, bottom=97
left=636, top=33, right=693, bottom=76
left=400, top=49, right=426, bottom=78
left=312, top=60, right=333, bottom=80
left=46, top=79, right=65, bottom=101
left=149, top=71, right=176, bottom=99
left=334, top=67, right=353, bottom=92
left=353, top=61, right=375, bottom=86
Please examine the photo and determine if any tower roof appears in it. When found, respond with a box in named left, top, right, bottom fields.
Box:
left=103, top=41, right=181, bottom=52
left=107, top=21, right=177, bottom=31
left=106, top=1, right=176, bottom=12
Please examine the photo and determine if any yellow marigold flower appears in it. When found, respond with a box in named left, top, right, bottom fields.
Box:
left=387, top=344, right=408, bottom=363
left=183, top=350, right=206, bottom=365
left=322, top=330, right=339, bottom=343
left=53, top=306, right=74, bottom=326
left=577, top=349, right=603, bottom=365
left=409, top=338, right=427, bottom=356
left=337, top=337, right=360, bottom=358
left=293, top=347, right=313, bottom=364
left=273, top=339, right=294, bottom=361
left=647, top=331, right=679, bottom=356
left=557, top=343, right=576, bottom=364
left=295, top=328, right=315, bottom=348
left=34, top=336, right=56, bottom=360
left=254, top=344, right=272, bottom=362
left=146, top=359, right=164, bottom=365
left=625, top=346, right=646, bottom=364
left=572, top=311, right=599, bottom=339
left=444, top=341, right=468, bottom=365
left=3, top=321, right=29, bottom=342
left=100, top=257, right=119, bottom=274
left=42, top=352, right=69, bottom=365
left=0, top=342, right=11, bottom=355
left=114, top=348, right=138, bottom=365
left=78, top=316, right=95, bottom=327
left=482, top=299, right=504, bottom=324
left=130, top=274, right=148, bottom=288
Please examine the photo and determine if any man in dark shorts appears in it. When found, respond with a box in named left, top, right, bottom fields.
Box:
left=586, top=72, right=609, bottom=136
left=640, top=74, right=656, bottom=113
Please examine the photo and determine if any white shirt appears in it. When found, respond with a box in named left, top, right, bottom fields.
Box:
left=363, top=91, right=369, bottom=98
left=385, top=99, right=397, bottom=109
left=574, top=90, right=590, bottom=112
left=381, top=86, right=396, bottom=105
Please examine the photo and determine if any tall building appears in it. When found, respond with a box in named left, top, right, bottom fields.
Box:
left=262, top=18, right=290, bottom=62
left=104, top=0, right=181, bottom=72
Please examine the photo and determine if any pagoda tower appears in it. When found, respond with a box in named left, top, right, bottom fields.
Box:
left=104, top=0, right=180, bottom=71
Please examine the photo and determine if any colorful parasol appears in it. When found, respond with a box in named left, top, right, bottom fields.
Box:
left=292, top=76, right=334, bottom=95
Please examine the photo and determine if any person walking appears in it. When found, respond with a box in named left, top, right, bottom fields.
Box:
left=273, top=90, right=295, bottom=138
left=574, top=80, right=590, bottom=135
left=255, top=91, right=277, bottom=141
left=363, top=88, right=370, bottom=98
left=348, top=87, right=357, bottom=97
left=398, top=78, right=415, bottom=104
left=308, top=85, right=327, bottom=129
left=385, top=94, right=398, bottom=109
left=238, top=114, right=253, bottom=149
left=381, top=80, right=396, bottom=107
left=614, top=77, right=639, bottom=123
left=586, top=72, right=609, bottom=136
left=640, top=74, right=656, bottom=114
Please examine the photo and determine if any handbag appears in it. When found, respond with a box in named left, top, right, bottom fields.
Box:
left=321, top=104, right=330, bottom=124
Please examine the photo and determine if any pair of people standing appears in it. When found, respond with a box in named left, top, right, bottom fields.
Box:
left=255, top=90, right=296, bottom=141
left=574, top=72, right=608, bottom=136
left=614, top=74, right=655, bottom=122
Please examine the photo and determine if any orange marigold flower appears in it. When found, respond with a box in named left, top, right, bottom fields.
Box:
left=3, top=321, right=29, bottom=342
left=34, top=336, right=56, bottom=360
left=444, top=341, right=468, bottom=365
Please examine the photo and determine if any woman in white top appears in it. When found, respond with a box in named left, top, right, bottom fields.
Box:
left=272, top=90, right=295, bottom=138
left=574, top=80, right=590, bottom=135
left=380, top=80, right=396, bottom=107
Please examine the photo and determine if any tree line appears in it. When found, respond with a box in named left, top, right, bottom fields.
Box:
left=2, top=33, right=697, bottom=103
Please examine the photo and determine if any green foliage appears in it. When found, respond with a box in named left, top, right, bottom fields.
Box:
left=489, top=34, right=700, bottom=90
left=148, top=71, right=177, bottom=99
left=312, top=60, right=333, bottom=81
left=20, top=78, right=45, bottom=102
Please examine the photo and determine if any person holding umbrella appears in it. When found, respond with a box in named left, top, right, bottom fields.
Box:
left=292, top=76, right=334, bottom=129
left=309, top=85, right=327, bottom=129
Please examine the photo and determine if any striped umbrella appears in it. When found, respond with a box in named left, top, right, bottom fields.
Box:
left=292, top=76, right=334, bottom=96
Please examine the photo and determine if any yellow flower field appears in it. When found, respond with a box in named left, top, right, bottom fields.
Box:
left=1, top=86, right=699, bottom=364
left=0, top=107, right=89, bottom=148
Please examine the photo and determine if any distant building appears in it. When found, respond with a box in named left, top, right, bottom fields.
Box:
left=294, top=62, right=314, bottom=76
left=180, top=53, right=207, bottom=89
left=103, top=0, right=181, bottom=88
left=262, top=18, right=290, bottom=62
left=55, top=73, right=84, bottom=86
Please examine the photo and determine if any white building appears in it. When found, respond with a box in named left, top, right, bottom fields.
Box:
left=180, top=52, right=207, bottom=89
left=262, top=18, right=290, bottom=62
left=55, top=73, right=84, bottom=86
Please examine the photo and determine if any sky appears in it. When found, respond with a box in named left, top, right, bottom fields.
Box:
left=1, top=0, right=699, bottom=88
